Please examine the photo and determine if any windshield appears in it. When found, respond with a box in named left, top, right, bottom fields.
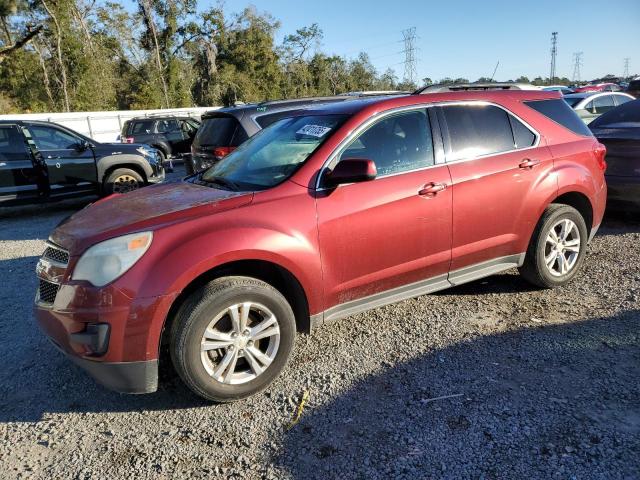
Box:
left=200, top=114, right=348, bottom=190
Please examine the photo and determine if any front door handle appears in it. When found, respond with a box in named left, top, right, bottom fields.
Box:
left=418, top=182, right=447, bottom=197
left=519, top=158, right=540, bottom=169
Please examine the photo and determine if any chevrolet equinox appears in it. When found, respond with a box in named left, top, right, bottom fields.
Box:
left=35, top=91, right=607, bottom=402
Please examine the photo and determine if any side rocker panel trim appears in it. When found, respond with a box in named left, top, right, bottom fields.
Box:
left=310, top=254, right=525, bottom=330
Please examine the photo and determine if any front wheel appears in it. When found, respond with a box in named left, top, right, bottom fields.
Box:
left=103, top=168, right=144, bottom=195
left=519, top=204, right=588, bottom=288
left=170, top=276, right=296, bottom=402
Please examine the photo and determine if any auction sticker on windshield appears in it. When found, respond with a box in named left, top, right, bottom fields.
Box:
left=296, top=125, right=332, bottom=137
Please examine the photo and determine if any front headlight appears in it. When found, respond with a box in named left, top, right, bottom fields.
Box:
left=136, top=146, right=151, bottom=157
left=72, top=232, right=153, bottom=287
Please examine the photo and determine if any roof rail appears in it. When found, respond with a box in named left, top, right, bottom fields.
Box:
left=415, top=83, right=541, bottom=94
left=342, top=90, right=409, bottom=97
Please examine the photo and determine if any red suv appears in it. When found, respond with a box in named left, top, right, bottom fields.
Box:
left=35, top=91, right=607, bottom=402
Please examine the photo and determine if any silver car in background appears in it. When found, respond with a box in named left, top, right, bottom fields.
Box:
left=563, top=92, right=635, bottom=124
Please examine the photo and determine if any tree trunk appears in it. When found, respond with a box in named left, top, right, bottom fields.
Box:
left=140, top=0, right=170, bottom=108
left=40, top=0, right=70, bottom=111
left=31, top=38, right=55, bottom=108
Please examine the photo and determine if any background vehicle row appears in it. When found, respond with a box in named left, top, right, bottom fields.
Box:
left=0, top=120, right=164, bottom=204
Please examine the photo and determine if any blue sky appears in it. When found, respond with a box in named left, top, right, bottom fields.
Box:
left=206, top=0, right=640, bottom=82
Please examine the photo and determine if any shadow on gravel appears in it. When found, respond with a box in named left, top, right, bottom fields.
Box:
left=0, top=198, right=92, bottom=241
left=276, top=311, right=640, bottom=479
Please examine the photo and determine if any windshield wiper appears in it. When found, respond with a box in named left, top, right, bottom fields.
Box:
left=197, top=174, right=240, bottom=191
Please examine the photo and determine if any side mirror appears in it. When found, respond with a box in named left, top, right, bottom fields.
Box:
left=324, top=158, right=377, bottom=187
left=76, top=140, right=90, bottom=151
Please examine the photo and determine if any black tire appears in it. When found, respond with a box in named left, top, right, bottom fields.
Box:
left=103, top=168, right=144, bottom=195
left=154, top=147, right=167, bottom=163
left=170, top=276, right=296, bottom=402
left=519, top=204, right=589, bottom=288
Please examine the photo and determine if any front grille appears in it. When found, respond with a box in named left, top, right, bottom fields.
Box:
left=43, top=244, right=69, bottom=265
left=39, top=279, right=60, bottom=304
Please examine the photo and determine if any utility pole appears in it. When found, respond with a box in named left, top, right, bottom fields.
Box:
left=549, top=32, right=558, bottom=83
left=402, top=27, right=418, bottom=85
left=623, top=57, right=630, bottom=79
left=572, top=52, right=583, bottom=83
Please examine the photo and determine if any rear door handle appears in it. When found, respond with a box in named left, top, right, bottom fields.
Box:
left=418, top=182, right=447, bottom=197
left=519, top=158, right=540, bottom=169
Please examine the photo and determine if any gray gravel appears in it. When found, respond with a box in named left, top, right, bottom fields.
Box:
left=0, top=171, right=639, bottom=479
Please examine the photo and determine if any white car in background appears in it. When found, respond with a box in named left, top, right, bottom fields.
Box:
left=562, top=91, right=635, bottom=124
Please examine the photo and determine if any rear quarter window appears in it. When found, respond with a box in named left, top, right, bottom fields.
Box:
left=524, top=99, right=593, bottom=137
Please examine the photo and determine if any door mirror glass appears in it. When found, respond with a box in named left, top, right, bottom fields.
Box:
left=325, top=158, right=377, bottom=187
left=76, top=140, right=90, bottom=151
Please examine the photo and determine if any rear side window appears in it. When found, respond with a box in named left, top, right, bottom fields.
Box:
left=525, top=99, right=593, bottom=136
left=509, top=115, right=536, bottom=148
left=441, top=104, right=514, bottom=161
left=0, top=126, right=27, bottom=157
left=130, top=120, right=155, bottom=135
left=156, top=119, right=179, bottom=133
left=629, top=80, right=640, bottom=90
left=195, top=116, right=246, bottom=147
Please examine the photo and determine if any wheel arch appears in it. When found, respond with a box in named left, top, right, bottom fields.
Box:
left=159, top=259, right=311, bottom=359
left=551, top=190, right=594, bottom=237
left=97, top=155, right=152, bottom=184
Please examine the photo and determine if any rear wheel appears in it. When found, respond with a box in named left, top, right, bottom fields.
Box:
left=519, top=204, right=588, bottom=288
left=103, top=168, right=144, bottom=195
left=170, top=276, right=296, bottom=402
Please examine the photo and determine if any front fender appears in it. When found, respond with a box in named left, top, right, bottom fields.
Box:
left=96, top=154, right=154, bottom=181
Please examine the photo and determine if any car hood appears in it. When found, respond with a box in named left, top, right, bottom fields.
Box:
left=51, top=181, right=253, bottom=254
left=92, top=142, right=154, bottom=157
left=591, top=124, right=640, bottom=140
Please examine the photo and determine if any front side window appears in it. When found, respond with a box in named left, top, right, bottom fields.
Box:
left=589, top=99, right=640, bottom=128
left=442, top=104, right=514, bottom=161
left=200, top=114, right=347, bottom=190
left=614, top=95, right=633, bottom=106
left=28, top=125, right=80, bottom=150
left=338, top=109, right=434, bottom=176
left=0, top=126, right=27, bottom=158
left=592, top=96, right=616, bottom=114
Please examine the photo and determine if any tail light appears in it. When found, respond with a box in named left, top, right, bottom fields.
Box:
left=593, top=142, right=607, bottom=171
left=212, top=146, right=236, bottom=158
left=122, top=137, right=135, bottom=144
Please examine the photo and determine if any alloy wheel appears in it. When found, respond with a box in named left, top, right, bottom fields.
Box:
left=200, top=302, right=280, bottom=385
left=544, top=218, right=581, bottom=277
left=112, top=174, right=140, bottom=193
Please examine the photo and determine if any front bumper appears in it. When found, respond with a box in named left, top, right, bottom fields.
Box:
left=34, top=247, right=177, bottom=394
left=49, top=336, right=158, bottom=394
left=606, top=175, right=640, bottom=210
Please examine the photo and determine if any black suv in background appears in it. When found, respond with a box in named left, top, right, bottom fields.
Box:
left=0, top=120, right=164, bottom=205
left=188, top=94, right=407, bottom=174
left=121, top=115, right=201, bottom=164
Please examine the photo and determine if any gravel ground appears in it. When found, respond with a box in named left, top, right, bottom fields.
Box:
left=0, top=169, right=639, bottom=479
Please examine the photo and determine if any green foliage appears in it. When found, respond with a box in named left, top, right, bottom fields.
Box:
left=0, top=1, right=589, bottom=113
